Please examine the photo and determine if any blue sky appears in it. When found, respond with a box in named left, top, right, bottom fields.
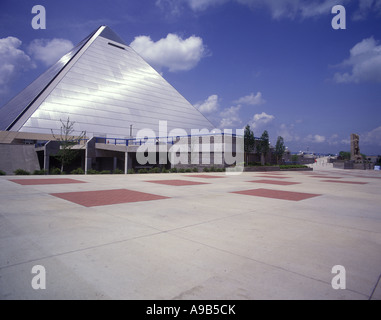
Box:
left=0, top=0, right=380, bottom=154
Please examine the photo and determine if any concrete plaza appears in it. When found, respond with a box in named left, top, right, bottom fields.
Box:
left=0, top=167, right=380, bottom=300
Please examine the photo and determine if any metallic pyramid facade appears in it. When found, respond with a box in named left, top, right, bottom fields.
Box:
left=0, top=26, right=213, bottom=138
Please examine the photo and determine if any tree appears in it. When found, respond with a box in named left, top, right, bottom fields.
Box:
left=257, top=130, right=269, bottom=165
left=244, top=125, right=255, bottom=165
left=291, top=154, right=299, bottom=163
left=275, top=136, right=286, bottom=164
left=51, top=118, right=86, bottom=172
left=338, top=151, right=351, bottom=161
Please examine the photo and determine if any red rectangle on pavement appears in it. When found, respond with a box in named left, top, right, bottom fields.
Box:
left=146, top=180, right=209, bottom=186
left=310, top=176, right=342, bottom=179
left=9, top=178, right=86, bottom=185
left=249, top=179, right=300, bottom=186
left=187, top=175, right=225, bottom=179
left=259, top=173, right=285, bottom=175
left=349, top=175, right=381, bottom=179
left=255, top=175, right=290, bottom=179
left=232, top=188, right=321, bottom=201
left=320, top=180, right=368, bottom=185
left=51, top=189, right=170, bottom=207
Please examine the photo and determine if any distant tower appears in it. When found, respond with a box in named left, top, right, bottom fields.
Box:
left=350, top=134, right=362, bottom=163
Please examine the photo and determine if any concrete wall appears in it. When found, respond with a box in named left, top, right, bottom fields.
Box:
left=333, top=161, right=353, bottom=169
left=0, top=144, right=40, bottom=175
left=333, top=161, right=372, bottom=170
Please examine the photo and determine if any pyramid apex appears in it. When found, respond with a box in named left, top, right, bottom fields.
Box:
left=98, top=25, right=126, bottom=45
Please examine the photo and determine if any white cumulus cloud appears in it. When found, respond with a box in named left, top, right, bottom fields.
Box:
left=194, top=94, right=220, bottom=114
left=251, top=112, right=275, bottom=130
left=277, top=123, right=300, bottom=142
left=28, top=38, right=74, bottom=67
left=327, top=133, right=340, bottom=145
left=333, top=37, right=381, bottom=84
left=352, top=0, right=381, bottom=20
left=130, top=33, right=208, bottom=72
left=234, top=92, right=265, bottom=106
left=0, top=36, right=35, bottom=96
left=306, top=134, right=326, bottom=143
left=186, top=0, right=228, bottom=10
left=219, top=105, right=242, bottom=128
left=172, top=0, right=347, bottom=19
left=156, top=0, right=228, bottom=12
left=237, top=0, right=344, bottom=19
left=159, top=0, right=381, bottom=21
left=362, top=126, right=381, bottom=146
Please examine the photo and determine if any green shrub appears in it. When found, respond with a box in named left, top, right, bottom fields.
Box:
left=14, top=169, right=30, bottom=175
left=138, top=169, right=148, bottom=174
left=33, top=169, right=48, bottom=175
left=192, top=167, right=199, bottom=173
left=178, top=168, right=186, bottom=173
left=71, top=168, right=85, bottom=175
left=279, top=165, right=308, bottom=169
left=203, top=167, right=210, bottom=172
left=247, top=162, right=262, bottom=167
left=100, top=170, right=111, bottom=174
left=127, top=169, right=135, bottom=174
left=185, top=168, right=192, bottom=173
left=87, top=169, right=99, bottom=174
left=113, top=169, right=124, bottom=174
left=50, top=168, right=62, bottom=175
left=161, top=168, right=169, bottom=173
left=149, top=167, right=161, bottom=174
left=0, top=170, right=6, bottom=176
left=170, top=168, right=178, bottom=173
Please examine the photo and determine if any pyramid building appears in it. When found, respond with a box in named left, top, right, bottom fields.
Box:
left=0, top=26, right=213, bottom=138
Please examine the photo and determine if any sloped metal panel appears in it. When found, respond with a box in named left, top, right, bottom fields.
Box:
left=2, top=26, right=214, bottom=137
left=0, top=31, right=95, bottom=131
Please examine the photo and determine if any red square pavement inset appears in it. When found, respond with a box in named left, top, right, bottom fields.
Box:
left=146, top=180, right=209, bottom=186
left=310, top=176, right=342, bottom=179
left=9, top=178, right=86, bottom=185
left=255, top=175, right=290, bottom=179
left=51, top=189, right=169, bottom=207
left=260, top=172, right=284, bottom=174
left=321, top=180, right=368, bottom=185
left=232, top=188, right=321, bottom=201
left=186, top=175, right=225, bottom=179
left=351, top=175, right=381, bottom=179
left=249, top=179, right=300, bottom=186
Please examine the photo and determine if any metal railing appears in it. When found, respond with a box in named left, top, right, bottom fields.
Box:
left=94, top=132, right=242, bottom=147
left=34, top=133, right=243, bottom=148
